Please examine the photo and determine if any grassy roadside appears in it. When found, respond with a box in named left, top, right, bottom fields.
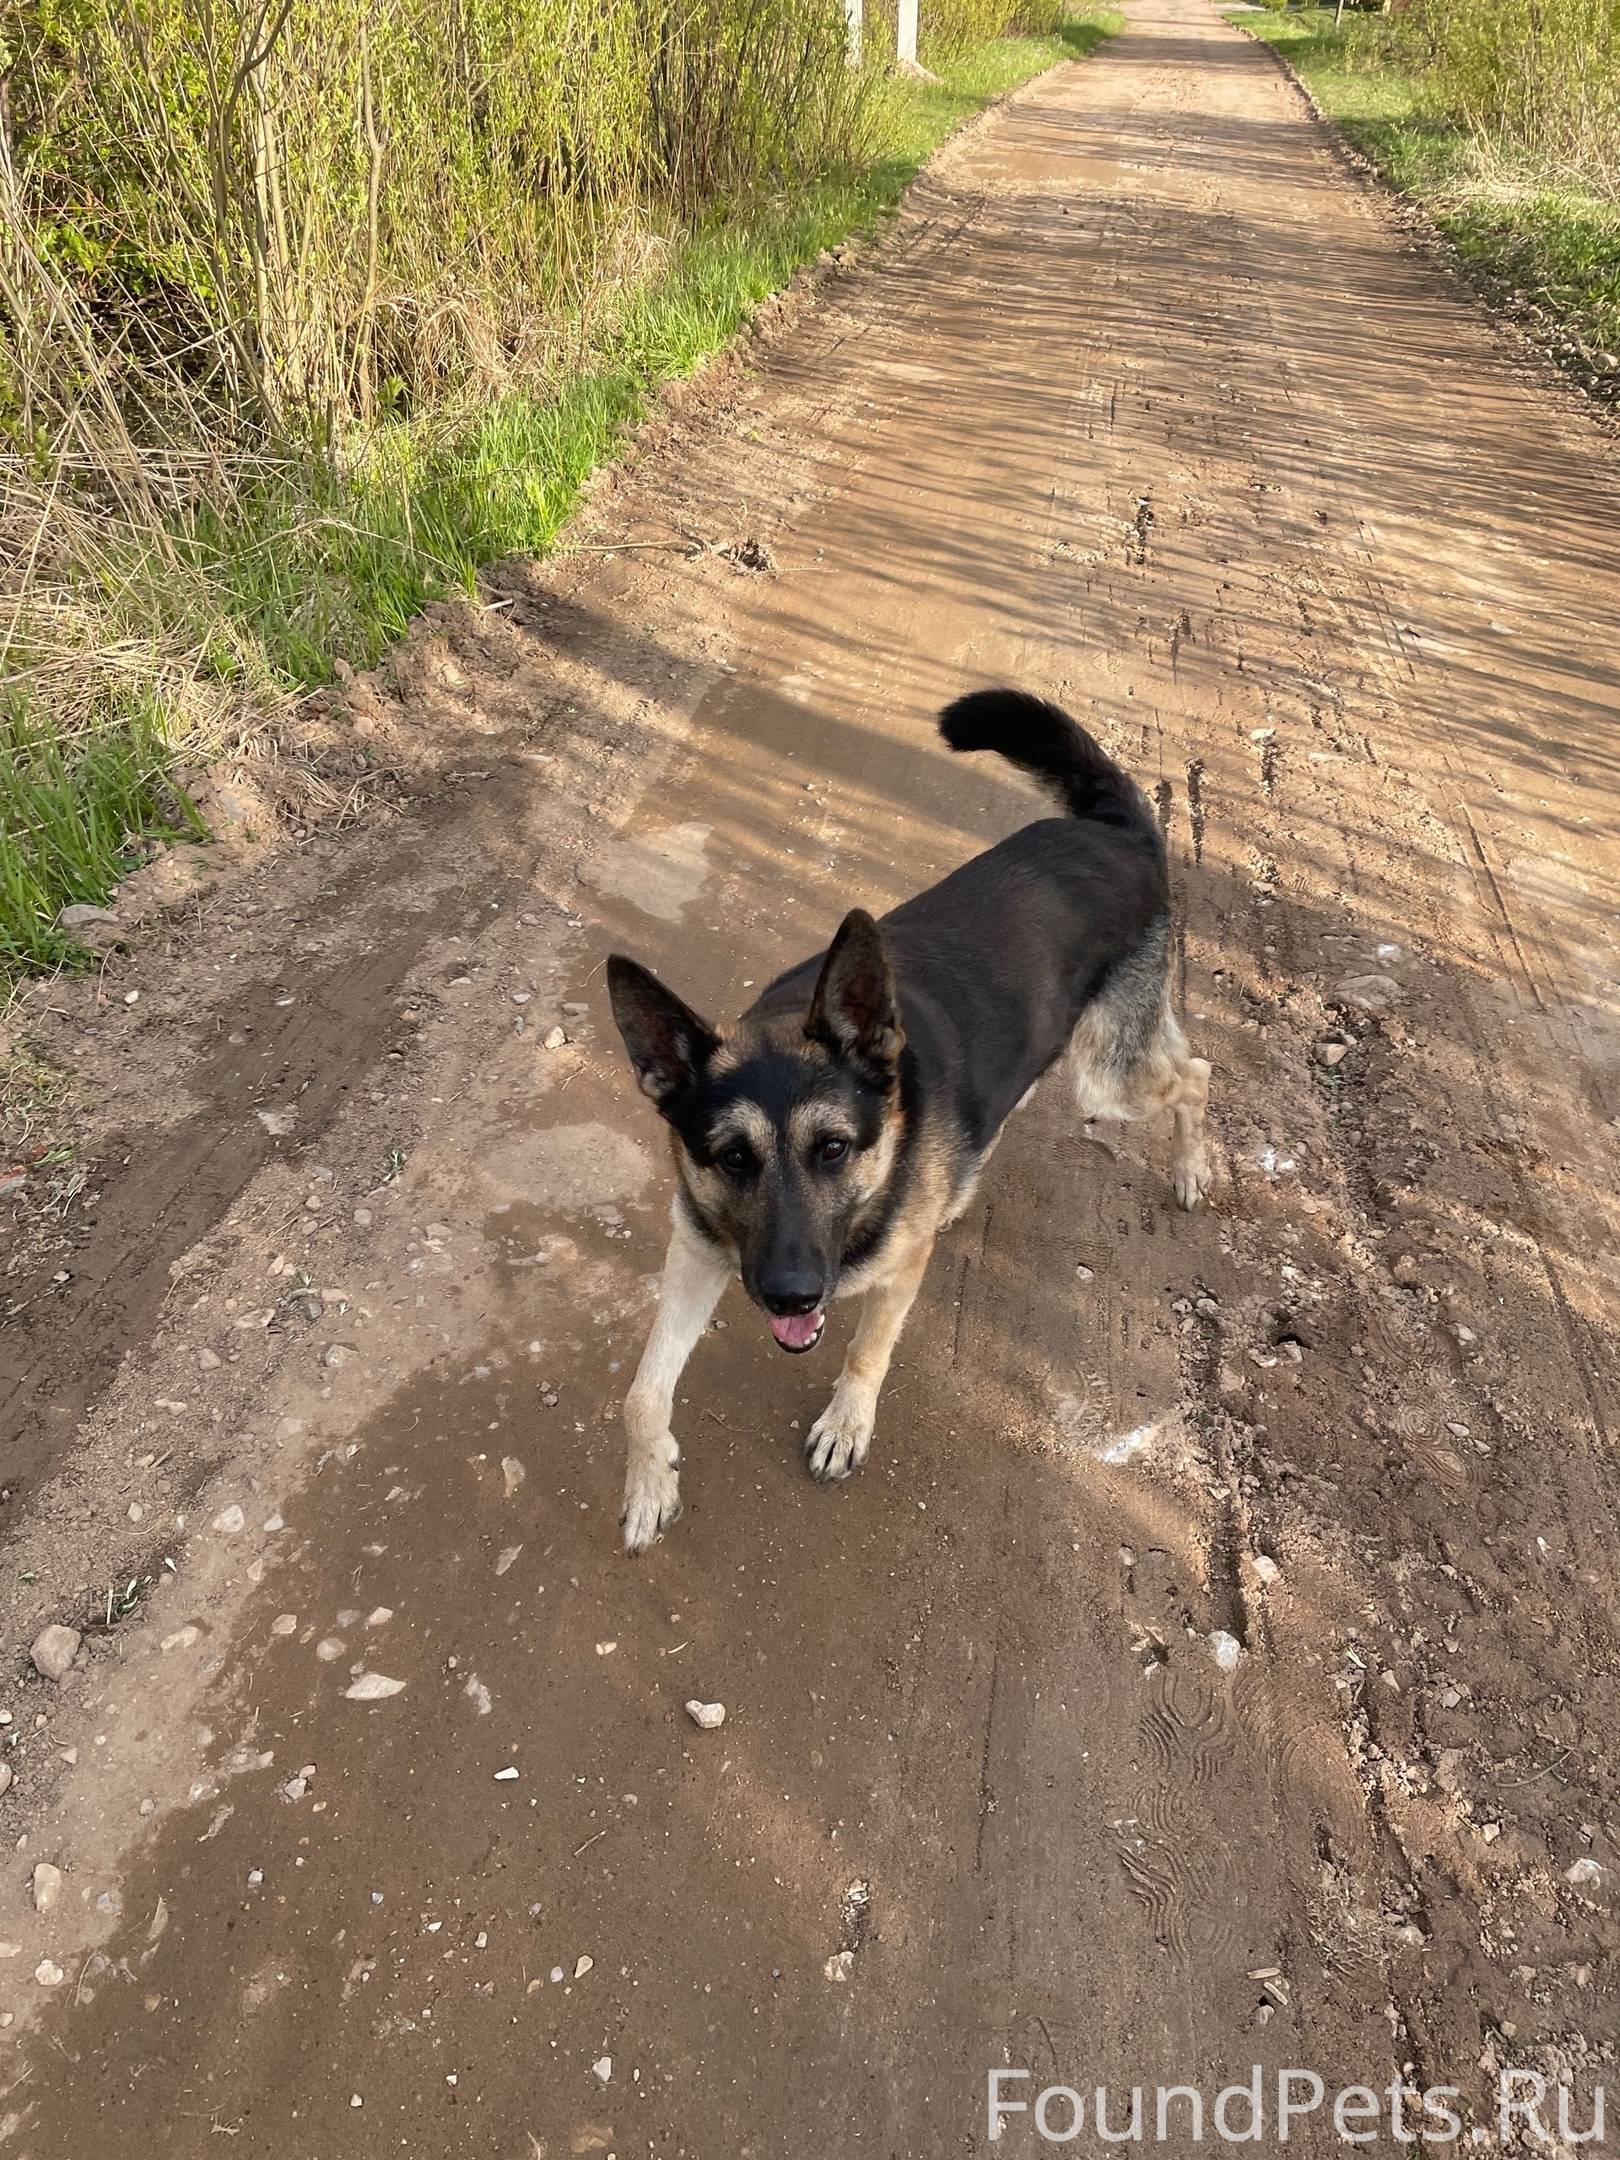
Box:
left=0, top=12, right=1117, bottom=992
left=1236, top=9, right=1620, bottom=383
left=212, top=16, right=1120, bottom=689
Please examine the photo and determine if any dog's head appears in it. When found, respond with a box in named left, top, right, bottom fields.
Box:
left=607, top=910, right=904, bottom=1353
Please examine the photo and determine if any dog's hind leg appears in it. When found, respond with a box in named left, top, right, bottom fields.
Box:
left=1070, top=967, right=1213, bottom=1210
left=806, top=1235, right=935, bottom=1483
left=621, top=1207, right=731, bottom=1554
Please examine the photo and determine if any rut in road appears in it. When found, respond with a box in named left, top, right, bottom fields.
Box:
left=3, top=0, right=1619, bottom=2150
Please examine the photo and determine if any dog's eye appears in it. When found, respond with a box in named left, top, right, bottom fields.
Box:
left=817, top=1136, right=850, bottom=1166
left=717, top=1142, right=754, bottom=1178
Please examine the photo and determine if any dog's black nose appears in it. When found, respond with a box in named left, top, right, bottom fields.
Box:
left=761, top=1274, right=824, bottom=1316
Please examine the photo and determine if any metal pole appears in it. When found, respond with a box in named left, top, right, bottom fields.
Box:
left=897, top=0, right=918, bottom=67
left=845, top=0, right=862, bottom=65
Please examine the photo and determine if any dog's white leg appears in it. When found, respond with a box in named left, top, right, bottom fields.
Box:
left=1170, top=1055, right=1213, bottom=1210
left=806, top=1236, right=934, bottom=1483
left=622, top=1211, right=731, bottom=1553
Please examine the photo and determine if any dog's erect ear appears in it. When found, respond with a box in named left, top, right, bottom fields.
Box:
left=805, top=909, right=902, bottom=1081
left=607, top=955, right=718, bottom=1106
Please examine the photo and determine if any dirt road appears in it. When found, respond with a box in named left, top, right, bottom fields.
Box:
left=4, top=0, right=1620, bottom=2148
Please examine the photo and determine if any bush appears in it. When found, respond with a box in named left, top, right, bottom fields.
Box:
left=921, top=0, right=1066, bottom=56
left=5, top=0, right=876, bottom=442
left=1392, top=0, right=1620, bottom=195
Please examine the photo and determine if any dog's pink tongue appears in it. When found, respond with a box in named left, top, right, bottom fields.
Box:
left=769, top=1309, right=824, bottom=1350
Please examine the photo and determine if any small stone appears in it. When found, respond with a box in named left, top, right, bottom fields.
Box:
left=365, top=1607, right=393, bottom=1628
left=502, top=1456, right=526, bottom=1497
left=494, top=1765, right=519, bottom=1781
left=495, top=1545, right=522, bottom=1577
left=344, top=1672, right=407, bottom=1701
left=316, top=1636, right=346, bottom=1662
left=1251, top=1554, right=1281, bottom=1588
left=1480, top=1821, right=1502, bottom=1844
left=323, top=1344, right=352, bottom=1369
left=561, top=1002, right=589, bottom=1017
left=1315, top=1039, right=1348, bottom=1068
left=353, top=1207, right=373, bottom=1227
left=35, top=1961, right=65, bottom=1988
left=197, top=1347, right=222, bottom=1371
left=32, top=1862, right=63, bottom=1914
left=58, top=903, right=118, bottom=931
left=685, top=1700, right=726, bottom=1731
left=1209, top=1630, right=1242, bottom=1673
left=542, top=1026, right=567, bottom=1051
left=824, top=1950, right=855, bottom=1982
left=30, top=1624, right=81, bottom=1683
left=0, top=1764, right=12, bottom=1797
left=1334, top=972, right=1401, bottom=1014
left=161, top=1625, right=200, bottom=1654
left=1434, top=1748, right=1468, bottom=1795
left=591, top=2056, right=612, bottom=2085
left=574, top=1954, right=593, bottom=1979
left=127, top=1501, right=144, bottom=1524
left=212, top=1504, right=246, bottom=1535
left=271, top=1614, right=298, bottom=1637
left=1566, top=1857, right=1607, bottom=1891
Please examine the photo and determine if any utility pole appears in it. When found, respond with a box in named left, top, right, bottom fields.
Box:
left=897, top=0, right=918, bottom=67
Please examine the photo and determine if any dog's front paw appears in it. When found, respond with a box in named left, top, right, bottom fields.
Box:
left=1172, top=1148, right=1212, bottom=1211
left=805, top=1389, right=875, bottom=1483
left=622, top=1460, right=682, bottom=1554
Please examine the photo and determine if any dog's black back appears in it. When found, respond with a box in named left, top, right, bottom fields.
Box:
left=748, top=692, right=1169, bottom=1157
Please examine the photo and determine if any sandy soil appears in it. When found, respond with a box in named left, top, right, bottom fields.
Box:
left=3, top=0, right=1619, bottom=2149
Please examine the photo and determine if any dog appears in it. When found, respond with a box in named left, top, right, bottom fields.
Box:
left=606, top=688, right=1211, bottom=1552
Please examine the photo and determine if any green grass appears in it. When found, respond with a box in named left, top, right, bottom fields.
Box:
left=1238, top=9, right=1620, bottom=366
left=0, top=696, right=205, bottom=981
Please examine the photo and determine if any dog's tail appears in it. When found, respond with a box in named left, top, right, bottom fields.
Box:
left=938, top=688, right=1153, bottom=835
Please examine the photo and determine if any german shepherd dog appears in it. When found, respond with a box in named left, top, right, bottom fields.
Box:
left=607, top=689, right=1211, bottom=1552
